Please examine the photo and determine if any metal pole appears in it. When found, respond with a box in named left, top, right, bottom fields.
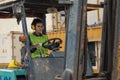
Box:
left=20, top=2, right=34, bottom=80
left=64, top=0, right=87, bottom=80
left=97, top=0, right=100, bottom=23
left=112, top=0, right=120, bottom=79
left=0, top=1, right=18, bottom=10
left=100, top=0, right=108, bottom=72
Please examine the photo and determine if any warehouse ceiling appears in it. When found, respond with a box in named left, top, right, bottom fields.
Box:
left=0, top=0, right=102, bottom=18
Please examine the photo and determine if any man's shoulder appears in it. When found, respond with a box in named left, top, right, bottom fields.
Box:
left=29, top=33, right=34, bottom=36
left=29, top=33, right=32, bottom=35
left=42, top=34, right=47, bottom=38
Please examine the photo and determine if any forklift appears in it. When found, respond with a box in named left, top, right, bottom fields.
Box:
left=0, top=0, right=120, bottom=80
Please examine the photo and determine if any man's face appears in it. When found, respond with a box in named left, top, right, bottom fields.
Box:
left=35, top=22, right=44, bottom=34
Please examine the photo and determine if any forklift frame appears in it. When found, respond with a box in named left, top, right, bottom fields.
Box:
left=0, top=0, right=120, bottom=80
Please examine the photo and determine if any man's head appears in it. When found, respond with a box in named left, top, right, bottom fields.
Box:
left=31, top=18, right=44, bottom=34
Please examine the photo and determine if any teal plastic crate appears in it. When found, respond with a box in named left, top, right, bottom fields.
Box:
left=0, top=69, right=26, bottom=80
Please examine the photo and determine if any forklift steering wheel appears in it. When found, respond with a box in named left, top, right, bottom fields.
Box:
left=42, top=38, right=62, bottom=51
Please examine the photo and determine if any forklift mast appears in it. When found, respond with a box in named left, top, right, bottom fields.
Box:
left=60, top=0, right=120, bottom=80
left=100, top=0, right=120, bottom=80
left=60, top=0, right=88, bottom=80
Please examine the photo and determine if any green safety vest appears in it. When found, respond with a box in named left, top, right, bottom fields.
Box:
left=29, top=33, right=48, bottom=58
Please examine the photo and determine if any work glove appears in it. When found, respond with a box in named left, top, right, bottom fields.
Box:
left=39, top=43, right=42, bottom=46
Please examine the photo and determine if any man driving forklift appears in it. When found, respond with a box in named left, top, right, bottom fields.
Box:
left=30, top=18, right=48, bottom=58
left=20, top=18, right=49, bottom=58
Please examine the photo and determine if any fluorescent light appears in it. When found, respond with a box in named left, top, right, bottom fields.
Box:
left=0, top=0, right=16, bottom=4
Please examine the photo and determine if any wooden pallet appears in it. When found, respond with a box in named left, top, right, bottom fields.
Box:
left=0, top=63, right=8, bottom=68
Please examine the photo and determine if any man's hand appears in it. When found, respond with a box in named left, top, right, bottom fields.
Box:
left=39, top=43, right=42, bottom=46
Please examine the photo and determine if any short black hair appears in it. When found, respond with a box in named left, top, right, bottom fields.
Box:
left=31, top=18, right=43, bottom=26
